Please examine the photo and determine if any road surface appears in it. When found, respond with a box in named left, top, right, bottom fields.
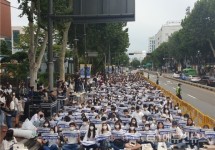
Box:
left=148, top=73, right=215, bottom=119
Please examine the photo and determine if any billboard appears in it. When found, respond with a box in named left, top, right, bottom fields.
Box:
left=80, top=64, right=92, bottom=78
left=73, top=0, right=135, bottom=23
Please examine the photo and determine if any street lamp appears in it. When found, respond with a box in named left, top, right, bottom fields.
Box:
left=196, top=50, right=201, bottom=75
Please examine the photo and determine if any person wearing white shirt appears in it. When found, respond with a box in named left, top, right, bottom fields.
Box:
left=0, top=91, right=6, bottom=127
left=3, top=95, right=15, bottom=128
left=12, top=93, right=19, bottom=127
left=161, top=108, right=173, bottom=121
left=131, top=106, right=144, bottom=123
left=110, top=121, right=126, bottom=150
left=83, top=123, right=98, bottom=150
left=142, top=104, right=151, bottom=115
left=62, top=122, right=80, bottom=150
left=125, top=124, right=142, bottom=150
left=79, top=118, right=89, bottom=131
left=1, top=129, right=17, bottom=150
left=30, top=110, right=45, bottom=127
left=96, top=117, right=111, bottom=134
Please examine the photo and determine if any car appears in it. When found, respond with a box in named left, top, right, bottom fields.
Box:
left=188, top=75, right=201, bottom=82
left=199, top=76, right=215, bottom=87
left=172, top=72, right=180, bottom=78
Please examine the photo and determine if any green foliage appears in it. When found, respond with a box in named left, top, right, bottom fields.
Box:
left=0, top=40, right=11, bottom=55
left=142, top=0, right=215, bottom=69
left=130, top=58, right=141, bottom=68
left=68, top=23, right=130, bottom=72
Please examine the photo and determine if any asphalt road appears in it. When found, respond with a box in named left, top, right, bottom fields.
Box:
left=148, top=74, right=215, bottom=119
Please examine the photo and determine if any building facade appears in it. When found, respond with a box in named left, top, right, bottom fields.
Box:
left=154, top=21, right=182, bottom=49
left=148, top=36, right=155, bottom=53
left=0, top=0, right=11, bottom=39
left=0, top=0, right=12, bottom=50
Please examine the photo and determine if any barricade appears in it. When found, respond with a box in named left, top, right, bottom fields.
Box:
left=141, top=74, right=215, bottom=128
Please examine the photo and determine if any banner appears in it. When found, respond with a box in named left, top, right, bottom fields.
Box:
left=80, top=64, right=92, bottom=78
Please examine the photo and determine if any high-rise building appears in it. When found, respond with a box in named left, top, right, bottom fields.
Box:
left=0, top=0, right=11, bottom=39
left=154, top=21, right=182, bottom=49
left=148, top=36, right=155, bottom=53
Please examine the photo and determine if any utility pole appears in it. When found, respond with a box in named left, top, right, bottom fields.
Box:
left=48, top=0, right=54, bottom=91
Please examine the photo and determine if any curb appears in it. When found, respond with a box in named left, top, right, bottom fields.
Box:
left=163, top=75, right=215, bottom=92
left=143, top=71, right=215, bottom=92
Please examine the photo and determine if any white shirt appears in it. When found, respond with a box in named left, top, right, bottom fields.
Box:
left=1, top=137, right=17, bottom=150
left=13, top=97, right=19, bottom=111
left=6, top=101, right=15, bottom=116
left=67, top=130, right=80, bottom=144
left=132, top=111, right=144, bottom=123
left=80, top=124, right=89, bottom=131
left=30, top=114, right=41, bottom=123
left=0, top=96, right=5, bottom=104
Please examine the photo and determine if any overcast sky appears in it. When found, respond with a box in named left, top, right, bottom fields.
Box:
left=10, top=0, right=197, bottom=59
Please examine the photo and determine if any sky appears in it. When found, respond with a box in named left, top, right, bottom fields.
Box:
left=9, top=0, right=197, bottom=60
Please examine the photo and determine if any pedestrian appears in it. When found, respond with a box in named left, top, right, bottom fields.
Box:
left=176, top=83, right=182, bottom=99
left=156, top=75, right=159, bottom=85
left=2, top=95, right=15, bottom=129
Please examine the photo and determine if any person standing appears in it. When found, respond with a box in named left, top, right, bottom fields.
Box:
left=4, top=95, right=15, bottom=129
left=176, top=83, right=182, bottom=99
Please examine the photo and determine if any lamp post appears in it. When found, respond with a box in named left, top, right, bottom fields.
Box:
left=197, top=50, right=201, bottom=75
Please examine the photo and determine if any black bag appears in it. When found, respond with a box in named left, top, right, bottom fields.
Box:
left=113, top=139, right=124, bottom=149
left=1, top=107, right=16, bottom=117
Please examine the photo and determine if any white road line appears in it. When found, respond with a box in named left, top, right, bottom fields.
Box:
left=187, top=94, right=197, bottom=99
left=173, top=87, right=176, bottom=90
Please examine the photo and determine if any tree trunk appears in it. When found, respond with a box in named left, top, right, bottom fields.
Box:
left=28, top=1, right=48, bottom=91
left=28, top=1, right=36, bottom=90
left=208, top=39, right=215, bottom=57
left=59, top=22, right=72, bottom=81
left=59, top=0, right=73, bottom=81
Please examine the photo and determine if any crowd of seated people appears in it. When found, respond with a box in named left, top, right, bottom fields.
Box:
left=1, top=73, right=215, bottom=150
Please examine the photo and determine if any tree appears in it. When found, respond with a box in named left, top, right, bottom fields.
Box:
left=18, top=0, right=48, bottom=90
left=56, top=0, right=73, bottom=81
left=130, top=58, right=141, bottom=68
left=68, top=23, right=130, bottom=73
left=0, top=40, right=11, bottom=55
left=182, top=0, right=215, bottom=57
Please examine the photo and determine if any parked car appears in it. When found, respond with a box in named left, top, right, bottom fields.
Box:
left=199, top=76, right=215, bottom=87
left=180, top=73, right=188, bottom=80
left=188, top=75, right=201, bottom=82
left=172, top=72, right=181, bottom=78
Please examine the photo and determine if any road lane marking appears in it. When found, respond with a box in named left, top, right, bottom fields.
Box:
left=187, top=94, right=197, bottom=99
left=173, top=87, right=176, bottom=90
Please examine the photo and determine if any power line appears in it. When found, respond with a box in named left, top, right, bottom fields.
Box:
left=0, top=1, right=22, bottom=10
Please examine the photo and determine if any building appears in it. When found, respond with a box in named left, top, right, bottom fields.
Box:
left=12, top=26, right=24, bottom=54
left=148, top=36, right=155, bottom=53
left=0, top=0, right=12, bottom=48
left=154, top=21, right=182, bottom=49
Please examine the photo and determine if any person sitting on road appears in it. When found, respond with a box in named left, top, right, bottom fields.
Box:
left=1, top=129, right=17, bottom=150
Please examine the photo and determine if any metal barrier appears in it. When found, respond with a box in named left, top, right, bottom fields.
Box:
left=139, top=73, right=215, bottom=128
